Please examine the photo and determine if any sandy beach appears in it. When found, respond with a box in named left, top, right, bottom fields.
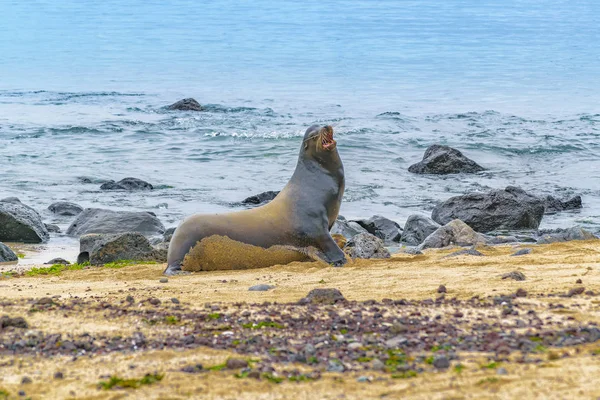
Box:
left=1, top=240, right=599, bottom=399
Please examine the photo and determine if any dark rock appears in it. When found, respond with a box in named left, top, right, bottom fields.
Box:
left=100, top=177, right=153, bottom=191
left=326, top=360, right=345, bottom=373
left=0, top=316, right=29, bottom=329
left=344, top=233, right=390, bottom=259
left=515, top=288, right=528, bottom=297
left=163, top=227, right=176, bottom=242
left=148, top=298, right=161, bottom=306
left=447, top=249, right=484, bottom=257
left=437, top=285, right=447, bottom=294
left=419, top=219, right=487, bottom=250
left=21, top=376, right=32, bottom=384
left=299, top=288, right=346, bottom=305
left=502, top=271, right=526, bottom=281
left=408, top=144, right=484, bottom=175
left=432, top=355, right=450, bottom=369
left=353, top=215, right=402, bottom=242
left=511, top=248, right=532, bottom=257
left=0, top=201, right=49, bottom=243
left=576, top=279, right=582, bottom=284
left=44, top=258, right=70, bottom=265
left=77, top=232, right=166, bottom=266
left=181, top=364, right=203, bottom=373
left=537, top=227, right=597, bottom=244
left=248, top=284, right=275, bottom=291
left=242, top=191, right=279, bottom=205
left=330, top=218, right=368, bottom=239
left=171, top=298, right=180, bottom=304
left=44, top=223, right=61, bottom=233
left=66, top=208, right=165, bottom=237
left=226, top=358, right=248, bottom=369
left=0, top=242, right=18, bottom=262
left=431, top=186, right=545, bottom=233
left=53, top=372, right=64, bottom=380
left=48, top=201, right=83, bottom=216
left=167, top=98, right=203, bottom=111
left=401, top=214, right=441, bottom=245
left=544, top=195, right=582, bottom=214
left=567, top=287, right=585, bottom=297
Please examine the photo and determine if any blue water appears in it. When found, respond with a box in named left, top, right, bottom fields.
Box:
left=1, top=1, right=599, bottom=262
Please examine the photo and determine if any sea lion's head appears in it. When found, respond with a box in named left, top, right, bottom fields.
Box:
left=301, top=125, right=340, bottom=167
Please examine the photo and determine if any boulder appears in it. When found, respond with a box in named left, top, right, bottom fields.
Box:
left=44, top=258, right=70, bottom=265
left=45, top=223, right=61, bottom=233
left=242, top=191, right=279, bottom=205
left=299, top=288, right=346, bottom=305
left=419, top=219, right=487, bottom=250
left=66, top=208, right=165, bottom=237
left=0, top=197, right=22, bottom=204
left=408, top=145, right=484, bottom=174
left=48, top=201, right=83, bottom=216
left=537, top=227, right=597, bottom=244
left=100, top=178, right=153, bottom=191
left=431, top=186, right=545, bottom=233
left=401, top=214, right=441, bottom=245
left=167, top=98, right=203, bottom=111
left=0, top=202, right=49, bottom=243
left=353, top=215, right=402, bottom=242
left=77, top=232, right=166, bottom=265
left=544, top=195, right=582, bottom=214
left=330, top=217, right=368, bottom=239
left=163, top=227, right=176, bottom=243
left=344, top=233, right=390, bottom=259
left=0, top=242, right=18, bottom=262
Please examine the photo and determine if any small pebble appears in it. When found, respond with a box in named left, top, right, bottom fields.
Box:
left=437, top=285, right=447, bottom=294
left=496, top=367, right=508, bottom=375
left=18, top=390, right=26, bottom=397
left=126, top=295, right=134, bottom=303
left=53, top=371, right=64, bottom=380
left=226, top=358, right=248, bottom=369
left=371, top=359, right=385, bottom=371
left=515, top=288, right=528, bottom=297
left=171, top=297, right=180, bottom=304
left=502, top=271, right=526, bottom=281
left=357, top=376, right=371, bottom=382
left=21, top=376, right=32, bottom=384
left=159, top=278, right=168, bottom=283
left=248, top=284, right=275, bottom=292
left=326, top=360, right=345, bottom=373
left=433, top=355, right=450, bottom=369
left=576, top=279, right=582, bottom=284
left=567, top=287, right=585, bottom=297
left=148, top=297, right=161, bottom=306
left=447, top=249, right=483, bottom=257
left=248, top=371, right=261, bottom=379
left=511, top=248, right=532, bottom=257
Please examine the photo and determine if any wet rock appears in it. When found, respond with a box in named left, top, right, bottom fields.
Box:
left=447, top=249, right=484, bottom=257
left=77, top=232, right=166, bottom=265
left=515, top=288, right=528, bottom=298
left=44, top=223, right=61, bottom=233
left=408, top=144, right=484, bottom=175
left=544, top=195, right=582, bottom=214
left=419, top=219, right=487, bottom=250
left=241, top=191, right=279, bottom=205
left=537, top=227, right=597, bottom=244
left=0, top=316, right=29, bottom=329
left=299, top=288, right=346, bottom=305
left=432, top=355, right=450, bottom=369
left=0, top=242, right=18, bottom=262
left=330, top=217, right=368, bottom=239
left=502, top=271, right=526, bottom=281
left=48, top=201, right=83, bottom=216
left=67, top=208, right=164, bottom=237
left=226, top=358, right=248, bottom=369
left=248, top=284, right=275, bottom=291
left=344, top=233, right=390, bottom=259
left=44, top=258, right=70, bottom=265
left=0, top=201, right=49, bottom=243
left=167, top=98, right=203, bottom=111
left=353, top=215, right=402, bottom=242
left=431, top=186, right=545, bottom=233
left=511, top=248, right=532, bottom=257
left=401, top=214, right=441, bottom=245
left=567, top=287, right=585, bottom=297
left=100, top=177, right=153, bottom=191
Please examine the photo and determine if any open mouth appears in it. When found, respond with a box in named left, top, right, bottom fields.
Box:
left=320, top=126, right=336, bottom=150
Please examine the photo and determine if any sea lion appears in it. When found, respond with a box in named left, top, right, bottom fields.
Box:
left=164, top=124, right=346, bottom=275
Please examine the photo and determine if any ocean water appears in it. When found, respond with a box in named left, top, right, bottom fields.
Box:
left=1, top=1, right=599, bottom=263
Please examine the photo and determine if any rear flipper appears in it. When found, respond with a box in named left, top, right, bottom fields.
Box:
left=163, top=261, right=190, bottom=276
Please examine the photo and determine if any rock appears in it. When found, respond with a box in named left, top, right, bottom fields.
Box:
left=544, top=195, right=582, bottom=214
left=163, top=227, right=176, bottom=242
left=44, top=223, right=61, bottom=233
left=385, top=335, right=408, bottom=348
left=432, top=186, right=545, bottom=233
left=171, top=298, right=180, bottom=304
left=408, top=144, right=484, bottom=175
left=399, top=247, right=423, bottom=255
left=100, top=177, right=153, bottom=191
left=576, top=279, right=582, bottom=284
left=484, top=235, right=519, bottom=244
left=511, top=248, right=532, bottom=257
left=66, top=208, right=165, bottom=237
left=0, top=201, right=49, bottom=243
left=502, top=271, right=526, bottom=281
left=299, top=288, right=346, bottom=305
left=159, top=278, right=168, bottom=283
left=152, top=241, right=169, bottom=262
left=419, top=219, right=487, bottom=250
left=447, top=249, right=484, bottom=257
left=496, top=367, right=508, bottom=375
left=567, top=287, right=585, bottom=297
left=77, top=232, right=166, bottom=265
left=248, top=284, right=275, bottom=291
left=353, top=215, right=402, bottom=242
left=241, top=191, right=279, bottom=205
left=53, top=372, right=64, bottom=380
left=437, top=285, right=447, bottom=294
left=167, top=98, right=203, bottom=111
left=44, top=258, right=70, bottom=265
left=432, top=355, right=450, bottom=369
left=0, top=197, right=21, bottom=204
left=181, top=364, right=203, bottom=373
left=401, top=214, right=441, bottom=245
left=226, top=358, right=248, bottom=369
left=537, top=227, right=597, bottom=244
left=0, top=316, right=29, bottom=329
left=344, top=233, right=391, bottom=259
left=515, top=288, right=527, bottom=297
left=330, top=218, right=368, bottom=239
left=48, top=201, right=83, bottom=216
left=21, top=376, right=32, bottom=384
left=148, top=298, right=161, bottom=306
left=371, top=359, right=385, bottom=371
left=0, top=242, right=18, bottom=262
left=326, top=360, right=345, bottom=373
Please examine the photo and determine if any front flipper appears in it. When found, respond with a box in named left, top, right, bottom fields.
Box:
left=163, top=261, right=190, bottom=276
left=315, top=234, right=347, bottom=267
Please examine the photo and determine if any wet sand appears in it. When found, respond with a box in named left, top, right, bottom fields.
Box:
left=1, top=240, right=600, bottom=399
